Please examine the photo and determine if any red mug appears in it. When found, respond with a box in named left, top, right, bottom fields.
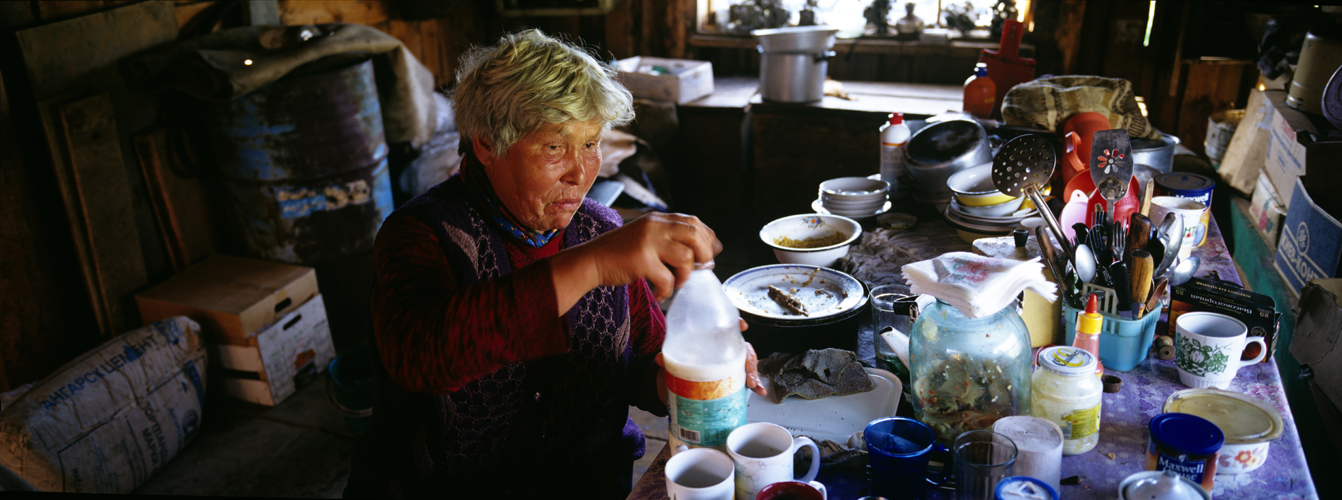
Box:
left=756, top=480, right=827, bottom=500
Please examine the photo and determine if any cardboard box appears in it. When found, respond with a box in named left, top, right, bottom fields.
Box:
left=136, top=255, right=334, bottom=406
left=617, top=56, right=714, bottom=104
left=1169, top=276, right=1282, bottom=362
left=136, top=255, right=317, bottom=345
left=1213, top=88, right=1272, bottom=196
left=1262, top=91, right=1342, bottom=208
left=1247, top=171, right=1287, bottom=246
left=1275, top=178, right=1342, bottom=294
left=1292, top=279, right=1342, bottom=410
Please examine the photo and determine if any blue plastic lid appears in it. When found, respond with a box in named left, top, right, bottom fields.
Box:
left=975, top=65, right=989, bottom=77
left=1149, top=413, right=1224, bottom=456
left=995, top=476, right=1059, bottom=500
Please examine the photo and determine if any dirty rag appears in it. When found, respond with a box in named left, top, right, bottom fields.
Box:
left=903, top=252, right=1056, bottom=318
left=1001, top=76, right=1162, bottom=141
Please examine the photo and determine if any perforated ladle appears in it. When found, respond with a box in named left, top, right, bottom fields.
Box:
left=992, top=135, right=1073, bottom=267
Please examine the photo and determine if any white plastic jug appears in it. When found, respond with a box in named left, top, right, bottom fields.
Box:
left=663, top=262, right=748, bottom=450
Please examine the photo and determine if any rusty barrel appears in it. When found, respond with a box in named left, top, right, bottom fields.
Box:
left=205, top=57, right=393, bottom=265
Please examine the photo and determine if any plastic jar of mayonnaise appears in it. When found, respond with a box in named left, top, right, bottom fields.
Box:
left=1146, top=413, right=1224, bottom=492
left=1030, top=346, right=1102, bottom=455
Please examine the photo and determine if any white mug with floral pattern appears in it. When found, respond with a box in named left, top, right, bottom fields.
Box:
left=1174, top=312, right=1267, bottom=389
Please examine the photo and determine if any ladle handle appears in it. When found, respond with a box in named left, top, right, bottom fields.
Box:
left=1026, top=185, right=1074, bottom=269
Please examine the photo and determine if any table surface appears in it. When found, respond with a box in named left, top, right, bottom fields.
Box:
left=628, top=211, right=1320, bottom=500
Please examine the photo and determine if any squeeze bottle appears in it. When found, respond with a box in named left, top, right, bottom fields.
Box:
left=662, top=262, right=748, bottom=450
left=1070, top=293, right=1105, bottom=376
left=963, top=63, right=997, bottom=119
left=879, top=112, right=911, bottom=198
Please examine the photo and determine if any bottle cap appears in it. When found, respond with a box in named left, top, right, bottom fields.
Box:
left=1148, top=413, right=1225, bottom=456
left=1039, top=346, right=1096, bottom=377
left=1078, top=293, right=1103, bottom=333
left=888, top=112, right=904, bottom=125
left=976, top=65, right=989, bottom=77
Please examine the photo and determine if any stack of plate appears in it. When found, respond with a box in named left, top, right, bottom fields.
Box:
left=813, top=177, right=891, bottom=219
left=943, top=164, right=1037, bottom=240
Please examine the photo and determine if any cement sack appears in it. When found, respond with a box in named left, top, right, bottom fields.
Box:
left=0, top=317, right=207, bottom=493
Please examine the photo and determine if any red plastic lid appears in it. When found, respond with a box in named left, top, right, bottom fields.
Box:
left=889, top=112, right=904, bottom=125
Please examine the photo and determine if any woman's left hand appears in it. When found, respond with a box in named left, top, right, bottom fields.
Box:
left=742, top=320, right=767, bottom=397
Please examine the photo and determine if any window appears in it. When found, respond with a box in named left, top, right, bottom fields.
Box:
left=698, top=0, right=1031, bottom=38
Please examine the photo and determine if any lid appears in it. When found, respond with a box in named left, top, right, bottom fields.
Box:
left=1155, top=172, right=1214, bottom=192
left=975, top=65, right=989, bottom=77
left=1148, top=413, right=1225, bottom=456
left=1119, top=471, right=1210, bottom=500
left=1077, top=294, right=1102, bottom=333
left=1162, top=388, right=1284, bottom=444
left=1038, top=346, right=1096, bottom=377
left=888, top=112, right=904, bottom=125
left=995, top=476, right=1058, bottom=500
left=722, top=265, right=867, bottom=324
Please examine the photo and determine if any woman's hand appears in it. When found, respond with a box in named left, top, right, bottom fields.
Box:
left=744, top=340, right=767, bottom=397
left=550, top=212, right=722, bottom=312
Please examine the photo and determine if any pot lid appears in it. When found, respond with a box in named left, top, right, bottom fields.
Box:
left=1163, top=388, right=1284, bottom=444
left=1120, top=471, right=1209, bottom=500
left=723, top=265, right=866, bottom=323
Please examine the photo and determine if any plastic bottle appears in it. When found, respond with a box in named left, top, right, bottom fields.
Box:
left=879, top=112, right=912, bottom=198
left=1070, top=293, right=1105, bottom=376
left=662, top=262, right=748, bottom=450
left=963, top=63, right=997, bottom=119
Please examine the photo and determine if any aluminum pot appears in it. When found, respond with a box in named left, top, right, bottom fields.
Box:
left=1131, top=133, right=1180, bottom=174
left=754, top=26, right=840, bottom=103
left=902, top=119, right=993, bottom=197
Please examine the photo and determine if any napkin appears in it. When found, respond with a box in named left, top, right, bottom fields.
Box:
left=903, top=252, right=1057, bottom=318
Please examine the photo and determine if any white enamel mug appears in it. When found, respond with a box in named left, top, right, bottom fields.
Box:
left=726, top=422, right=821, bottom=500
left=666, top=445, right=736, bottom=500
left=1174, top=312, right=1267, bottom=389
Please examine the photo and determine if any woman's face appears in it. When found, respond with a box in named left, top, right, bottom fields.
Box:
left=477, top=119, right=604, bottom=233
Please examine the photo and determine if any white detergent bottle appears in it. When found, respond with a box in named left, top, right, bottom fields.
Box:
left=879, top=112, right=911, bottom=199
left=662, top=262, right=748, bottom=451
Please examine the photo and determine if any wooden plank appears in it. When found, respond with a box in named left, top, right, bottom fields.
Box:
left=1176, top=59, right=1252, bottom=157
left=277, top=0, right=389, bottom=26
left=174, top=1, right=219, bottom=29
left=35, top=1, right=106, bottom=22
left=17, top=1, right=177, bottom=99
left=133, top=128, right=190, bottom=273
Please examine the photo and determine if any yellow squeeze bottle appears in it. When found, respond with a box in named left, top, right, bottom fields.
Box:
left=1071, top=294, right=1105, bottom=376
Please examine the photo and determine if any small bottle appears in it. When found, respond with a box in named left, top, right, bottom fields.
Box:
left=963, top=63, right=997, bottom=119
left=879, top=112, right=911, bottom=198
left=662, top=262, right=748, bottom=450
left=1031, top=346, right=1103, bottom=455
left=1070, top=293, right=1105, bottom=376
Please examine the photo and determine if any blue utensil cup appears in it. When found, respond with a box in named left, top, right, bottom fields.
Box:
left=865, top=417, right=950, bottom=500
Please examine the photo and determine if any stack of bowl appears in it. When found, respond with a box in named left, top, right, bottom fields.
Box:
left=813, top=177, right=891, bottom=220
left=942, top=164, right=1038, bottom=241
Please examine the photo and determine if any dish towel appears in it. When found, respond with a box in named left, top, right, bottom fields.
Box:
left=903, top=252, right=1057, bottom=318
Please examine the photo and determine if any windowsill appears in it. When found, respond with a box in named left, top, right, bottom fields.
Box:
left=688, top=32, right=1034, bottom=57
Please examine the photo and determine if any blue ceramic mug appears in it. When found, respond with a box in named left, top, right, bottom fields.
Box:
left=864, top=417, right=950, bottom=500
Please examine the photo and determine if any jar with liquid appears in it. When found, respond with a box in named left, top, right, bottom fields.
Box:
left=909, top=299, right=1032, bottom=443
left=1031, top=346, right=1103, bottom=455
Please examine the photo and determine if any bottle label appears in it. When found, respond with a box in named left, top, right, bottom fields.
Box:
left=880, top=144, right=906, bottom=180
left=666, top=373, right=747, bottom=447
left=1061, top=402, right=1101, bottom=440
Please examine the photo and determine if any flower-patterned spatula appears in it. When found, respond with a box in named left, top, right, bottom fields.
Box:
left=1088, top=129, right=1133, bottom=228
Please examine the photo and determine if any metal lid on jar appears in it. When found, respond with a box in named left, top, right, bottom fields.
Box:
left=1149, top=413, right=1225, bottom=456
left=1118, top=471, right=1211, bottom=500
left=1162, top=388, right=1284, bottom=444
left=1155, top=172, right=1214, bottom=192
left=1038, top=346, right=1096, bottom=377
left=995, top=476, right=1059, bottom=500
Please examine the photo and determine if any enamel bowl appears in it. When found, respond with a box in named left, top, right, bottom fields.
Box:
left=760, top=214, right=862, bottom=268
left=1163, top=388, right=1283, bottom=475
left=946, top=164, right=1017, bottom=207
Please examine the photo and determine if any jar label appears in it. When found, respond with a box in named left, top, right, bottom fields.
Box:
left=1062, top=403, right=1101, bottom=440
left=1154, top=452, right=1211, bottom=486
left=668, top=386, right=748, bottom=447
left=880, top=145, right=906, bottom=178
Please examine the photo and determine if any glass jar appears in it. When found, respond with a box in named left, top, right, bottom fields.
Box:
left=1031, top=346, right=1103, bottom=455
left=909, top=299, right=1032, bottom=443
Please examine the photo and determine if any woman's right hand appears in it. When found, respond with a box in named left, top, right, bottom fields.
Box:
left=550, top=212, right=722, bottom=312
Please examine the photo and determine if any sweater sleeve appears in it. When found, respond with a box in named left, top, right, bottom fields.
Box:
left=625, top=277, right=668, bottom=416
left=370, top=214, right=570, bottom=394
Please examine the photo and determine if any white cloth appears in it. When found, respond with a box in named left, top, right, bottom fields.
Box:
left=903, top=251, right=1057, bottom=318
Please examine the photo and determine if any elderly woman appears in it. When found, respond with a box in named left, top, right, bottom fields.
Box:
left=344, top=30, right=764, bottom=498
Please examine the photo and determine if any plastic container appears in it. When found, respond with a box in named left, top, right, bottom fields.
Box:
left=664, top=263, right=749, bottom=450
left=1031, top=346, right=1103, bottom=455
left=1146, top=413, right=1224, bottom=492
left=963, top=64, right=997, bottom=119
left=1062, top=303, right=1161, bottom=372
left=327, top=343, right=374, bottom=437
left=880, top=112, right=912, bottom=198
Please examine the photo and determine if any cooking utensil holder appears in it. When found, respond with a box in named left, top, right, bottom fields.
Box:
left=1062, top=303, right=1161, bottom=372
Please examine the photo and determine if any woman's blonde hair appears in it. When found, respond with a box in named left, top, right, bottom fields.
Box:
left=451, top=29, right=635, bottom=158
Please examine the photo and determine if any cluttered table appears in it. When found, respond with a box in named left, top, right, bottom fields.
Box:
left=627, top=208, right=1319, bottom=499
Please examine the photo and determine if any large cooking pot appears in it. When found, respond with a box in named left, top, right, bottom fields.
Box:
left=902, top=120, right=993, bottom=200
left=753, top=26, right=840, bottom=103
left=723, top=264, right=868, bottom=357
left=1130, top=133, right=1180, bottom=174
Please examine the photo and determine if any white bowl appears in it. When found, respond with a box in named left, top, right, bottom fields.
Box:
left=760, top=214, right=862, bottom=268
left=821, top=194, right=887, bottom=212
left=819, top=177, right=889, bottom=202
left=946, top=164, right=1017, bottom=207
left=951, top=196, right=1025, bottom=217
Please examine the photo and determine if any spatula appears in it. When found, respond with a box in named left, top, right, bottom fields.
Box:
left=992, top=135, right=1071, bottom=265
left=1089, top=129, right=1134, bottom=229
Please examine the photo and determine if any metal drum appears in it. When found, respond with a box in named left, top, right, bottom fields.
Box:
left=205, top=57, right=393, bottom=265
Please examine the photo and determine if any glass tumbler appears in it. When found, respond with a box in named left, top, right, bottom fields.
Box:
left=871, top=284, right=917, bottom=377
left=953, top=430, right=1018, bottom=500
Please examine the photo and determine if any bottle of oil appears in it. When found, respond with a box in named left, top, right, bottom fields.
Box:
left=963, top=63, right=997, bottom=119
left=662, top=262, right=748, bottom=450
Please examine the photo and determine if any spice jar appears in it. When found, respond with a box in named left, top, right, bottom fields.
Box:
left=1030, top=346, right=1102, bottom=455
left=909, top=299, right=1032, bottom=443
left=1146, top=413, right=1224, bottom=492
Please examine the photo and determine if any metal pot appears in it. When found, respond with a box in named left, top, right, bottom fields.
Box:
left=902, top=120, right=993, bottom=198
left=1131, top=133, right=1180, bottom=174
left=723, top=264, right=868, bottom=357
left=754, top=26, right=839, bottom=103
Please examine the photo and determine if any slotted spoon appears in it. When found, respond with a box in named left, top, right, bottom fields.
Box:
left=992, top=135, right=1072, bottom=265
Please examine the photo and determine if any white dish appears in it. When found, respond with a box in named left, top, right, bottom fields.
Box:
left=943, top=206, right=1020, bottom=233
left=759, top=214, right=863, bottom=267
left=818, top=177, right=889, bottom=201
left=813, top=199, right=892, bottom=218
left=722, top=264, right=867, bottom=322
left=950, top=196, right=1025, bottom=217
left=748, top=368, right=903, bottom=443
left=820, top=194, right=887, bottom=211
